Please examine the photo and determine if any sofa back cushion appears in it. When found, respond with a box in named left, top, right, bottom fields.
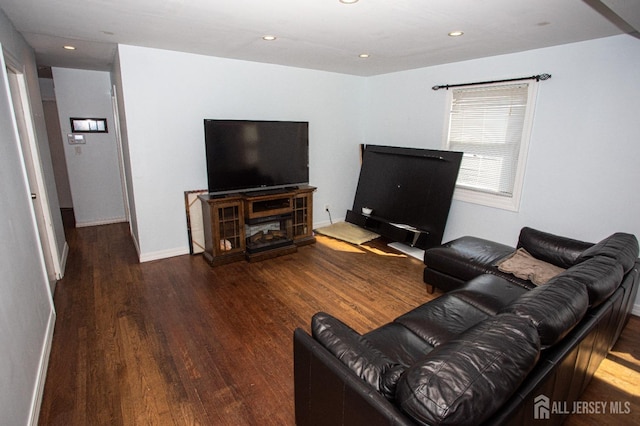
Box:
left=311, top=312, right=404, bottom=400
left=561, top=256, right=624, bottom=307
left=394, top=294, right=491, bottom=348
left=500, top=279, right=588, bottom=347
left=517, top=227, right=593, bottom=269
left=576, top=232, right=639, bottom=274
left=395, top=314, right=539, bottom=426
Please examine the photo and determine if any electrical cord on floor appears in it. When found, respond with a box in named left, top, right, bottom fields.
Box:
left=326, top=207, right=333, bottom=224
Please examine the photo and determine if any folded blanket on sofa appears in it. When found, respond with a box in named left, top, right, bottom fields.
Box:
left=496, top=247, right=566, bottom=285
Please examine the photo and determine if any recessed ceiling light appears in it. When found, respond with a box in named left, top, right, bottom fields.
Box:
left=359, top=53, right=370, bottom=58
left=448, top=31, right=464, bottom=37
left=340, top=0, right=359, bottom=4
left=262, top=35, right=277, bottom=41
left=63, top=45, right=76, bottom=50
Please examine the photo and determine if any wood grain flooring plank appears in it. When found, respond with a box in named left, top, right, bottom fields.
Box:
left=38, top=222, right=640, bottom=425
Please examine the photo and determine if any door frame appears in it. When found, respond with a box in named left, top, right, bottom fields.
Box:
left=111, top=84, right=131, bottom=226
left=4, top=53, right=62, bottom=288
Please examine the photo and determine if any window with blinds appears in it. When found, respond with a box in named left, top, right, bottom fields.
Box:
left=444, top=81, right=538, bottom=211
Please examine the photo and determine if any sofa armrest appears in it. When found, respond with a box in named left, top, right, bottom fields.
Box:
left=311, top=312, right=405, bottom=400
left=293, top=328, right=415, bottom=426
left=517, top=227, right=593, bottom=269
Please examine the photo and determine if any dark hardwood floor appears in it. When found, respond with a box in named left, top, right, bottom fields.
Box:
left=38, top=222, right=640, bottom=425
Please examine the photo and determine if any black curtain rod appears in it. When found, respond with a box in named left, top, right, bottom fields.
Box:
left=432, top=73, right=551, bottom=91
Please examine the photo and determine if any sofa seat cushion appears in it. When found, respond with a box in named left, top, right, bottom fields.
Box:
left=576, top=232, right=639, bottom=274
left=500, top=279, right=589, bottom=348
left=396, top=314, right=540, bottom=426
left=562, top=255, right=625, bottom=307
left=449, top=274, right=528, bottom=315
left=423, top=236, right=515, bottom=282
left=364, top=323, right=435, bottom=367
left=394, top=294, right=490, bottom=348
left=496, top=248, right=566, bottom=285
left=311, top=312, right=405, bottom=400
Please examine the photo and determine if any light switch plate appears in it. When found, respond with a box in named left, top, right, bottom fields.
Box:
left=67, top=133, right=86, bottom=144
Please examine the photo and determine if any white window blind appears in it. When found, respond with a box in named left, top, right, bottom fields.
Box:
left=444, top=81, right=537, bottom=210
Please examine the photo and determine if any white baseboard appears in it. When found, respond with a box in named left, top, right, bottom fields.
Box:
left=28, top=308, right=56, bottom=426
left=75, top=216, right=127, bottom=227
left=632, top=303, right=640, bottom=317
left=139, top=247, right=190, bottom=263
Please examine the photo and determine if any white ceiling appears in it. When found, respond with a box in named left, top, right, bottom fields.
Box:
left=1, top=0, right=638, bottom=76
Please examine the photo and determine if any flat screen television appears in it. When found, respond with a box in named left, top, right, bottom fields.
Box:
left=204, top=119, right=309, bottom=195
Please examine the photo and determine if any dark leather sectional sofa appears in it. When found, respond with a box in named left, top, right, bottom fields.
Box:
left=293, top=227, right=639, bottom=425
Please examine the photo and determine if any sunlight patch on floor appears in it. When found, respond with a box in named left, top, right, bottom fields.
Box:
left=316, top=234, right=407, bottom=257
left=596, top=352, right=640, bottom=397
left=316, top=235, right=367, bottom=253
left=360, top=245, right=407, bottom=258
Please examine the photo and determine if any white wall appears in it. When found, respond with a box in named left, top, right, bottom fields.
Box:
left=365, top=35, right=640, bottom=311
left=0, top=9, right=56, bottom=425
left=365, top=35, right=640, bottom=244
left=115, top=45, right=365, bottom=261
left=114, top=37, right=640, bottom=310
left=52, top=68, right=126, bottom=226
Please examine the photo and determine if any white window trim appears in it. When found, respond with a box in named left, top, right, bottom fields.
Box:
left=442, top=81, right=539, bottom=212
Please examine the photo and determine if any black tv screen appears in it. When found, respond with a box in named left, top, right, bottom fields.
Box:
left=204, top=119, right=309, bottom=194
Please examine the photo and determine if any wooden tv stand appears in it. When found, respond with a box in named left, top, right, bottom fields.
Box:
left=199, top=186, right=316, bottom=266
